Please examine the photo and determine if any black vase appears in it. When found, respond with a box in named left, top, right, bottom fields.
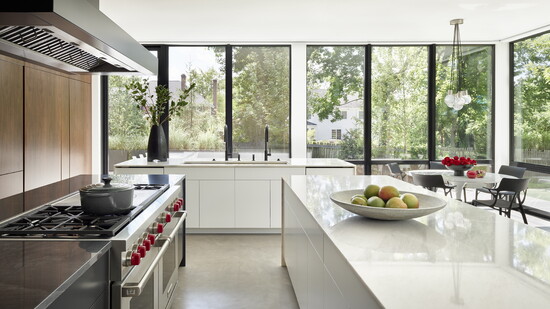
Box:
left=147, top=125, right=168, bottom=162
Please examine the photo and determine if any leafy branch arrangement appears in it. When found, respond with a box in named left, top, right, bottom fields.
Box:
left=125, top=78, right=196, bottom=126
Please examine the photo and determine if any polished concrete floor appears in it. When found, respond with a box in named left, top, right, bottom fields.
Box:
left=170, top=234, right=299, bottom=309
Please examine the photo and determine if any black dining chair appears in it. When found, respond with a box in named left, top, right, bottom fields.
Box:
left=387, top=163, right=406, bottom=180
left=412, top=174, right=455, bottom=197
left=471, top=178, right=530, bottom=224
left=474, top=165, right=527, bottom=200
left=429, top=161, right=446, bottom=170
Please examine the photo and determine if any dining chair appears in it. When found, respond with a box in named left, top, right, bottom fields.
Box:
left=429, top=161, right=446, bottom=170
left=471, top=178, right=530, bottom=224
left=474, top=165, right=527, bottom=200
left=387, top=163, right=406, bottom=180
left=412, top=174, right=455, bottom=197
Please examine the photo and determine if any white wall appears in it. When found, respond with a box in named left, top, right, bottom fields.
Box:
left=494, top=42, right=510, bottom=171
left=291, top=43, right=307, bottom=158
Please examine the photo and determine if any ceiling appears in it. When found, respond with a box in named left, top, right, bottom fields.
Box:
left=100, top=0, right=550, bottom=44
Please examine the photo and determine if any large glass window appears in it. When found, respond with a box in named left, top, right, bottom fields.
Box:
left=168, top=46, right=226, bottom=158
left=107, top=51, right=158, bottom=171
left=306, top=46, right=365, bottom=168
left=436, top=45, right=493, bottom=160
left=513, top=32, right=550, bottom=166
left=231, top=46, right=290, bottom=159
left=371, top=46, right=429, bottom=161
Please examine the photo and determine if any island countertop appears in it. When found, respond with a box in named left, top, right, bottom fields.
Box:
left=282, top=175, right=550, bottom=308
left=114, top=157, right=355, bottom=168
left=0, top=240, right=110, bottom=309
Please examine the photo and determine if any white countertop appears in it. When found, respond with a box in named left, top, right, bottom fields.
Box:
left=114, top=157, right=355, bottom=168
left=283, top=175, right=550, bottom=308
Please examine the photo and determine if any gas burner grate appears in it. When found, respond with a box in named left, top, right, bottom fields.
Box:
left=0, top=205, right=131, bottom=237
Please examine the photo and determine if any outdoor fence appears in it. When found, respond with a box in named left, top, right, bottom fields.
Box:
left=516, top=149, right=550, bottom=166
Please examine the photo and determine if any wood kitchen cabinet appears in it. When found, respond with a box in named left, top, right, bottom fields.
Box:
left=24, top=67, right=68, bottom=190
left=69, top=78, right=92, bottom=177
left=0, top=56, right=23, bottom=176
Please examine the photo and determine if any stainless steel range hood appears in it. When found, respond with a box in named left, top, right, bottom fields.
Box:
left=0, top=0, right=157, bottom=74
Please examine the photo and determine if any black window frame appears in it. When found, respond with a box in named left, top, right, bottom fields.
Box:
left=306, top=44, right=495, bottom=174
left=102, top=44, right=292, bottom=173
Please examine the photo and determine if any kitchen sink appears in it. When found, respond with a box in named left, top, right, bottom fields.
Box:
left=181, top=160, right=288, bottom=165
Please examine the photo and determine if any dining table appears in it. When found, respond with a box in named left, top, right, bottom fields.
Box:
left=407, top=169, right=515, bottom=200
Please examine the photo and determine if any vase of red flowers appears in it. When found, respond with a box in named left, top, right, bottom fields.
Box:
left=441, top=156, right=477, bottom=176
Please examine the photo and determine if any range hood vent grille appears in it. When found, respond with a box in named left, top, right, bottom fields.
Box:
left=0, top=25, right=100, bottom=71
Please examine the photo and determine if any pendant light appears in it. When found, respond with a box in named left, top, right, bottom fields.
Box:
left=444, top=19, right=472, bottom=111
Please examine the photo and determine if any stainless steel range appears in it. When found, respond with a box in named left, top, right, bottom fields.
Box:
left=0, top=175, right=186, bottom=309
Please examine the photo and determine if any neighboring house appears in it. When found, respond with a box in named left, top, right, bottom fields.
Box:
left=307, top=97, right=363, bottom=141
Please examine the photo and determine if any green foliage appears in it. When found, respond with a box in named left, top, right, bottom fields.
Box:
left=125, top=78, right=195, bottom=126
left=307, top=46, right=364, bottom=121
left=514, top=32, right=550, bottom=151
left=340, top=126, right=364, bottom=160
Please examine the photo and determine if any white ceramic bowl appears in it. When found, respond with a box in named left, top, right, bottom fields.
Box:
left=329, top=189, right=446, bottom=221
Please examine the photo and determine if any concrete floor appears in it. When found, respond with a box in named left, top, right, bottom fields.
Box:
left=170, top=234, right=299, bottom=309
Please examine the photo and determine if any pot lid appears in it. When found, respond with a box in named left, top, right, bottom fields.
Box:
left=80, top=177, right=134, bottom=193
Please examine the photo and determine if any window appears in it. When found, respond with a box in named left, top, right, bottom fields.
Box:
left=358, top=111, right=364, bottom=119
left=371, top=46, right=429, bottom=161
left=106, top=50, right=158, bottom=171
left=168, top=46, right=226, bottom=158
left=231, top=46, right=290, bottom=159
left=306, top=46, right=365, bottom=165
left=332, top=129, right=342, bottom=140
left=513, top=32, right=550, bottom=166
left=436, top=45, right=493, bottom=160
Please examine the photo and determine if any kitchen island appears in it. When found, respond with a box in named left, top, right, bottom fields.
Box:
left=282, top=175, right=550, bottom=309
left=115, top=158, right=355, bottom=231
left=0, top=240, right=111, bottom=309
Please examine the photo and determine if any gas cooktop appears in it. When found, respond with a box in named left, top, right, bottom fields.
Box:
left=0, top=183, right=169, bottom=238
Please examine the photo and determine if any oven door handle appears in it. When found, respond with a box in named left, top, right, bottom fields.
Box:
left=121, top=211, right=186, bottom=297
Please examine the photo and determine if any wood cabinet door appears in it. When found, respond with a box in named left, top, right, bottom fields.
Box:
left=24, top=67, right=68, bottom=190
left=69, top=79, right=92, bottom=177
left=0, top=59, right=23, bottom=175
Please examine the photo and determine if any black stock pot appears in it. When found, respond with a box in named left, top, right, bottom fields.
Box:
left=80, top=177, right=134, bottom=215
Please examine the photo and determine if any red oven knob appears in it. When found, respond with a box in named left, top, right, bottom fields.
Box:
left=165, top=213, right=172, bottom=223
left=147, top=234, right=156, bottom=245
left=173, top=203, right=180, bottom=212
left=149, top=222, right=164, bottom=234
left=143, top=239, right=151, bottom=251
left=130, top=252, right=141, bottom=266
left=138, top=245, right=146, bottom=258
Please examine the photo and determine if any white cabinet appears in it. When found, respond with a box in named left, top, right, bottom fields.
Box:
left=199, top=180, right=235, bottom=228
left=270, top=180, right=282, bottom=228
left=235, top=180, right=270, bottom=228
left=185, top=180, right=200, bottom=228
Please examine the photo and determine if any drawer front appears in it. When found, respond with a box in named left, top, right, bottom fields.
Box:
left=164, top=167, right=234, bottom=180
left=235, top=167, right=305, bottom=180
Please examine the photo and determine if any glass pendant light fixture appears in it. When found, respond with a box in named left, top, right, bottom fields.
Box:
left=444, top=19, right=472, bottom=111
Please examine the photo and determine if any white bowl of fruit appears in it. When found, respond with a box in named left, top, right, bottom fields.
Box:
left=329, top=185, right=447, bottom=220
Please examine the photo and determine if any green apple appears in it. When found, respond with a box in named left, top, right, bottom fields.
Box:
left=367, top=196, right=385, bottom=207
left=385, top=197, right=407, bottom=209
left=363, top=184, right=380, bottom=199
left=350, top=196, right=368, bottom=206
left=401, top=193, right=419, bottom=209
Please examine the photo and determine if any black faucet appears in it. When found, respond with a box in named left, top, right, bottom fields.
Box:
left=264, top=125, right=271, bottom=161
left=224, top=124, right=232, bottom=161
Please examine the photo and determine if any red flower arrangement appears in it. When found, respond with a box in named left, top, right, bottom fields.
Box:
left=441, top=156, right=477, bottom=166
